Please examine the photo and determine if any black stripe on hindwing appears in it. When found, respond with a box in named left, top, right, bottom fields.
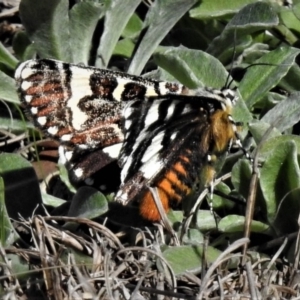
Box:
left=119, top=94, right=224, bottom=188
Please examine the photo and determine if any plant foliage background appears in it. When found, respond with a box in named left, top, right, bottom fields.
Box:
left=1, top=0, right=300, bottom=298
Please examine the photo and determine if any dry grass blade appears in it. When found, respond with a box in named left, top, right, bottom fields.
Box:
left=3, top=215, right=185, bottom=298
left=216, top=273, right=223, bottom=299
left=39, top=231, right=54, bottom=298
left=130, top=260, right=152, bottom=299
left=289, top=215, right=300, bottom=288
left=3, top=213, right=300, bottom=298
left=116, top=246, right=177, bottom=293
left=242, top=155, right=260, bottom=260
left=181, top=172, right=232, bottom=241
left=0, top=243, right=23, bottom=296
left=245, top=261, right=260, bottom=299
left=265, top=237, right=287, bottom=272
left=70, top=252, right=97, bottom=299
left=0, top=0, right=20, bottom=17
left=104, top=251, right=115, bottom=300
left=149, top=187, right=179, bottom=245
left=250, top=231, right=298, bottom=253
left=243, top=121, right=284, bottom=259
left=199, top=238, right=249, bottom=297
left=43, top=216, right=124, bottom=250
left=181, top=187, right=208, bottom=241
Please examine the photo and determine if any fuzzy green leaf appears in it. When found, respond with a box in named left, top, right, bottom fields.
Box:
left=218, top=215, right=269, bottom=233
left=207, top=2, right=279, bottom=59
left=19, top=0, right=107, bottom=63
left=212, top=182, right=235, bottom=210
left=12, top=31, right=31, bottom=61
left=231, top=159, right=252, bottom=200
left=190, top=0, right=259, bottom=20
left=154, top=47, right=232, bottom=89
left=0, top=42, right=18, bottom=70
left=239, top=47, right=299, bottom=108
left=0, top=70, right=19, bottom=104
left=0, top=177, right=20, bottom=246
left=0, top=117, right=32, bottom=133
left=41, top=192, right=66, bottom=207
left=261, top=92, right=300, bottom=132
left=96, top=0, right=141, bottom=67
left=113, top=38, right=135, bottom=58
left=0, top=153, right=43, bottom=220
left=19, top=0, right=72, bottom=61
left=121, top=13, right=143, bottom=39
left=128, top=0, right=197, bottom=75
left=258, top=135, right=300, bottom=161
left=68, top=186, right=108, bottom=219
left=279, top=64, right=300, bottom=92
left=228, top=2, right=278, bottom=28
left=260, top=140, right=300, bottom=231
left=163, top=245, right=221, bottom=275
left=248, top=120, right=281, bottom=145
left=280, top=6, right=300, bottom=35
left=69, top=1, right=108, bottom=64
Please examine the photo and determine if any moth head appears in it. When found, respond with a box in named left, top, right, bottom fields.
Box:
left=221, top=87, right=238, bottom=106
left=190, top=87, right=238, bottom=112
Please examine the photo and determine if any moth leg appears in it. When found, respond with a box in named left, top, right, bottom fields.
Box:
left=228, top=118, right=253, bottom=163
left=209, top=180, right=215, bottom=214
left=206, top=154, right=216, bottom=214
left=234, top=136, right=252, bottom=162
left=206, top=165, right=219, bottom=229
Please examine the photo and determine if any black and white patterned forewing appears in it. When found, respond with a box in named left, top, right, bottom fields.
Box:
left=15, top=59, right=123, bottom=150
left=15, top=59, right=189, bottom=182
left=15, top=59, right=188, bottom=181
left=15, top=59, right=188, bottom=151
left=116, top=94, right=224, bottom=205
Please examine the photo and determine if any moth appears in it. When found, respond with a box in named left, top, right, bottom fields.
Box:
left=15, top=59, right=241, bottom=221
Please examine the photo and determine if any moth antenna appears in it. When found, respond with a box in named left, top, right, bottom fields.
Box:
left=224, top=29, right=237, bottom=89
left=225, top=28, right=286, bottom=89
left=226, top=62, right=282, bottom=89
